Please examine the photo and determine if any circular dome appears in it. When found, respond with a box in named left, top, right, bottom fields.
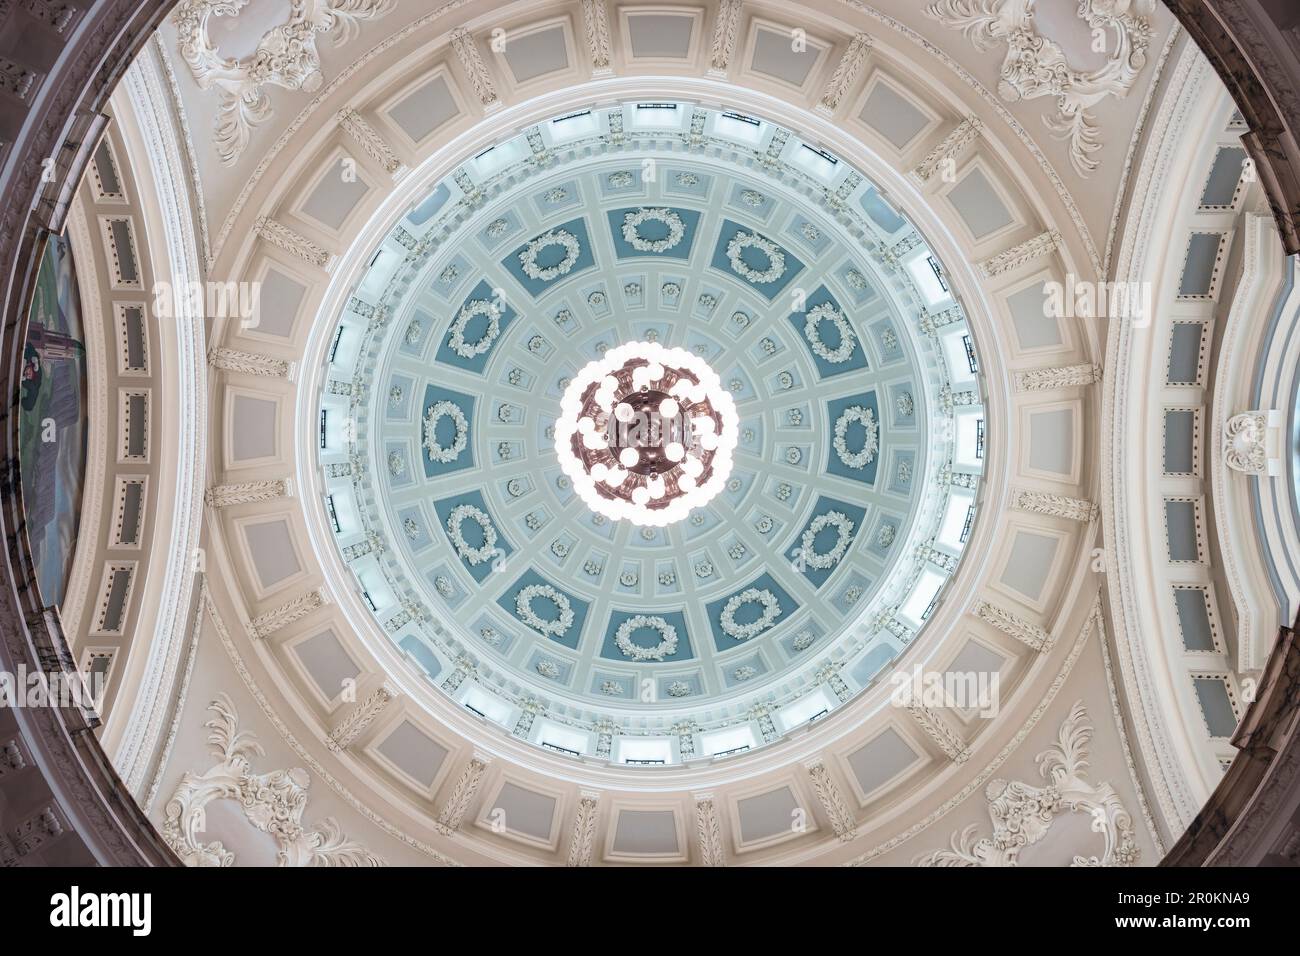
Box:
left=310, top=101, right=982, bottom=761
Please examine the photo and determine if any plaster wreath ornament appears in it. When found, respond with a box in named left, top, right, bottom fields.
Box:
left=621, top=207, right=686, bottom=253
left=795, top=511, right=856, bottom=570
left=667, top=681, right=691, bottom=698
left=448, top=299, right=501, bottom=358
left=446, top=503, right=497, bottom=565
left=804, top=302, right=858, bottom=363
left=720, top=588, right=782, bottom=641
left=926, top=0, right=1156, bottom=176
left=608, top=170, right=634, bottom=187
left=1223, top=411, right=1272, bottom=474
left=726, top=231, right=786, bottom=284
left=163, top=695, right=383, bottom=866
left=916, top=701, right=1140, bottom=866
left=173, top=0, right=395, bottom=166
left=614, top=615, right=680, bottom=661
left=834, top=405, right=880, bottom=469
left=422, top=401, right=469, bottom=463
left=519, top=229, right=582, bottom=281
left=515, top=583, right=575, bottom=638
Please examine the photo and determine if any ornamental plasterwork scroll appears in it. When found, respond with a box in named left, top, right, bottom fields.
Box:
left=208, top=346, right=295, bottom=379
left=807, top=761, right=858, bottom=842
left=926, top=0, right=1156, bottom=176
left=1013, top=363, right=1101, bottom=392
left=436, top=755, right=490, bottom=834
left=163, top=695, right=384, bottom=866
left=255, top=216, right=330, bottom=267
left=566, top=791, right=601, bottom=866
left=205, top=479, right=292, bottom=508
left=976, top=600, right=1053, bottom=652
left=708, top=0, right=743, bottom=75
left=172, top=0, right=395, bottom=165
left=336, top=107, right=401, bottom=175
left=1223, top=411, right=1274, bottom=475
left=248, top=588, right=326, bottom=639
left=326, top=685, right=394, bottom=752
left=913, top=116, right=983, bottom=182
left=1012, top=489, right=1099, bottom=523
left=979, top=229, right=1060, bottom=278
left=915, top=701, right=1140, bottom=866
left=450, top=27, right=499, bottom=108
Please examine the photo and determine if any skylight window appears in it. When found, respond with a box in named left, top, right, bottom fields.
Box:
left=777, top=686, right=836, bottom=732
left=793, top=142, right=839, bottom=180
left=616, top=736, right=673, bottom=764
left=954, top=408, right=985, bottom=468
left=462, top=686, right=514, bottom=726
left=905, top=247, right=950, bottom=307
left=538, top=721, right=589, bottom=755
left=715, top=111, right=764, bottom=144
left=550, top=109, right=597, bottom=140
left=632, top=102, right=681, bottom=128
left=900, top=568, right=947, bottom=628
left=472, top=137, right=526, bottom=175
left=941, top=329, right=978, bottom=386
left=936, top=489, right=975, bottom=552
left=701, top=726, right=756, bottom=757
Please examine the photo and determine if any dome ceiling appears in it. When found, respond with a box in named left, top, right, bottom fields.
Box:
left=313, top=103, right=985, bottom=759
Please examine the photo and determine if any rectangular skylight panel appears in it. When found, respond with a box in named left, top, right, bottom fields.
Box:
left=954, top=409, right=984, bottom=469
left=701, top=725, right=757, bottom=756
left=538, top=720, right=588, bottom=754
left=616, top=736, right=673, bottom=764
left=550, top=109, right=597, bottom=140
left=714, top=111, right=764, bottom=144
left=936, top=489, right=975, bottom=552
left=905, top=248, right=950, bottom=308
left=792, top=142, right=839, bottom=180
left=899, top=569, right=946, bottom=628
left=776, top=686, right=836, bottom=732
left=940, top=329, right=978, bottom=387
left=472, top=138, right=526, bottom=176
left=631, top=102, right=682, bottom=129
left=462, top=686, right=514, bottom=726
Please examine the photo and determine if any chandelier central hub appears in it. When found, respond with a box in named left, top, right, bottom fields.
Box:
left=555, top=342, right=738, bottom=526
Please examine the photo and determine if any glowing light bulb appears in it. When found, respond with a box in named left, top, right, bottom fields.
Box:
left=659, top=398, right=679, bottom=418
left=619, top=447, right=640, bottom=467
left=615, top=402, right=634, bottom=422
left=591, top=463, right=608, bottom=481
left=699, top=432, right=719, bottom=451
left=632, top=486, right=650, bottom=505
left=664, top=441, right=684, bottom=462
left=646, top=363, right=664, bottom=381
left=578, top=416, right=594, bottom=433
left=692, top=416, right=715, bottom=433
left=647, top=477, right=665, bottom=499
left=604, top=467, right=626, bottom=487
left=682, top=456, right=703, bottom=477
left=679, top=474, right=696, bottom=492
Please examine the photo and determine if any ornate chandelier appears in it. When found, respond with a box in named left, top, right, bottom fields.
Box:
left=555, top=342, right=739, bottom=526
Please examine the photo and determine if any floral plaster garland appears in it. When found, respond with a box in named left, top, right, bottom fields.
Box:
left=621, top=207, right=686, bottom=253
left=614, top=615, right=679, bottom=661
left=833, top=405, right=879, bottom=469
left=804, top=302, right=857, bottom=363
left=726, top=230, right=786, bottom=284
left=515, top=583, right=575, bottom=638
left=720, top=588, right=782, bottom=641
left=795, top=511, right=855, bottom=570
left=448, top=299, right=501, bottom=358
left=422, top=401, right=468, bottom=463
left=446, top=503, right=497, bottom=565
left=519, top=229, right=581, bottom=281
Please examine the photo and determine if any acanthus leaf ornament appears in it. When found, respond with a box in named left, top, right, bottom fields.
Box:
left=173, top=0, right=395, bottom=166
left=446, top=503, right=497, bottom=565
left=927, top=0, right=1156, bottom=176
left=915, top=702, right=1140, bottom=866
left=163, top=696, right=383, bottom=866
left=803, top=302, right=857, bottom=364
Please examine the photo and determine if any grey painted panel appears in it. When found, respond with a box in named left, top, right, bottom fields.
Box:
left=1000, top=531, right=1059, bottom=603
left=627, top=13, right=694, bottom=58
left=503, top=26, right=568, bottom=83
left=126, top=394, right=147, bottom=458
left=296, top=629, right=362, bottom=700
left=301, top=169, right=369, bottom=231
left=491, top=782, right=557, bottom=841
left=231, top=395, right=277, bottom=461
left=1163, top=409, right=1196, bottom=474
left=1166, top=322, right=1204, bottom=384
left=1174, top=588, right=1215, bottom=651
left=101, top=568, right=132, bottom=631
left=847, top=728, right=918, bottom=796
left=123, top=305, right=146, bottom=370
left=858, top=82, right=929, bottom=148
left=243, top=519, right=301, bottom=588
left=1193, top=678, right=1238, bottom=737
left=1164, top=500, right=1199, bottom=561
left=110, top=219, right=138, bottom=283
left=118, top=482, right=143, bottom=545
left=1199, top=147, right=1247, bottom=206
left=612, top=809, right=679, bottom=855
left=1028, top=408, right=1074, bottom=475
left=387, top=75, right=458, bottom=142
left=253, top=269, right=307, bottom=338
left=93, top=140, right=122, bottom=195
left=737, top=786, right=800, bottom=843
left=376, top=720, right=448, bottom=788
left=1179, top=233, right=1221, bottom=296
left=1007, top=283, right=1062, bottom=350
left=947, top=167, right=1014, bottom=240
left=751, top=27, right=819, bottom=86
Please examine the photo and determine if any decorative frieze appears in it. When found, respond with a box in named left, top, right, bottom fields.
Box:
left=23, top=0, right=80, bottom=33
left=255, top=217, right=330, bottom=268
left=708, top=0, right=743, bottom=75
left=976, top=600, right=1053, bottom=652
left=342, top=531, right=383, bottom=562
left=579, top=0, right=611, bottom=73
left=436, top=754, right=491, bottom=833
left=248, top=589, right=326, bottom=640
left=594, top=719, right=615, bottom=759
left=749, top=704, right=778, bottom=743
left=450, top=27, right=499, bottom=108
left=816, top=661, right=852, bottom=702
left=979, top=230, right=1060, bottom=278
left=336, top=107, right=401, bottom=175
left=899, top=687, right=970, bottom=762
left=205, top=479, right=291, bottom=508
left=326, top=685, right=394, bottom=753
left=939, top=386, right=979, bottom=412
left=672, top=721, right=698, bottom=759
left=1, top=739, right=27, bottom=776
left=1014, top=363, right=1101, bottom=392
left=807, top=760, right=857, bottom=842
left=912, top=116, right=983, bottom=182
left=208, top=346, right=295, bottom=379
left=919, top=305, right=964, bottom=336
left=818, top=33, right=872, bottom=114
left=1224, top=410, right=1281, bottom=475
left=695, top=794, right=725, bottom=866
left=513, top=699, right=543, bottom=738
left=917, top=541, right=958, bottom=572
left=441, top=658, right=475, bottom=694
left=938, top=463, right=979, bottom=489
left=565, top=790, right=601, bottom=866
left=1012, top=489, right=1098, bottom=523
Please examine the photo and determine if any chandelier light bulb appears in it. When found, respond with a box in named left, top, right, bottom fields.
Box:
left=665, top=441, right=684, bottom=462
left=659, top=398, right=679, bottom=418
left=619, top=447, right=640, bottom=467
left=632, top=486, right=650, bottom=505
